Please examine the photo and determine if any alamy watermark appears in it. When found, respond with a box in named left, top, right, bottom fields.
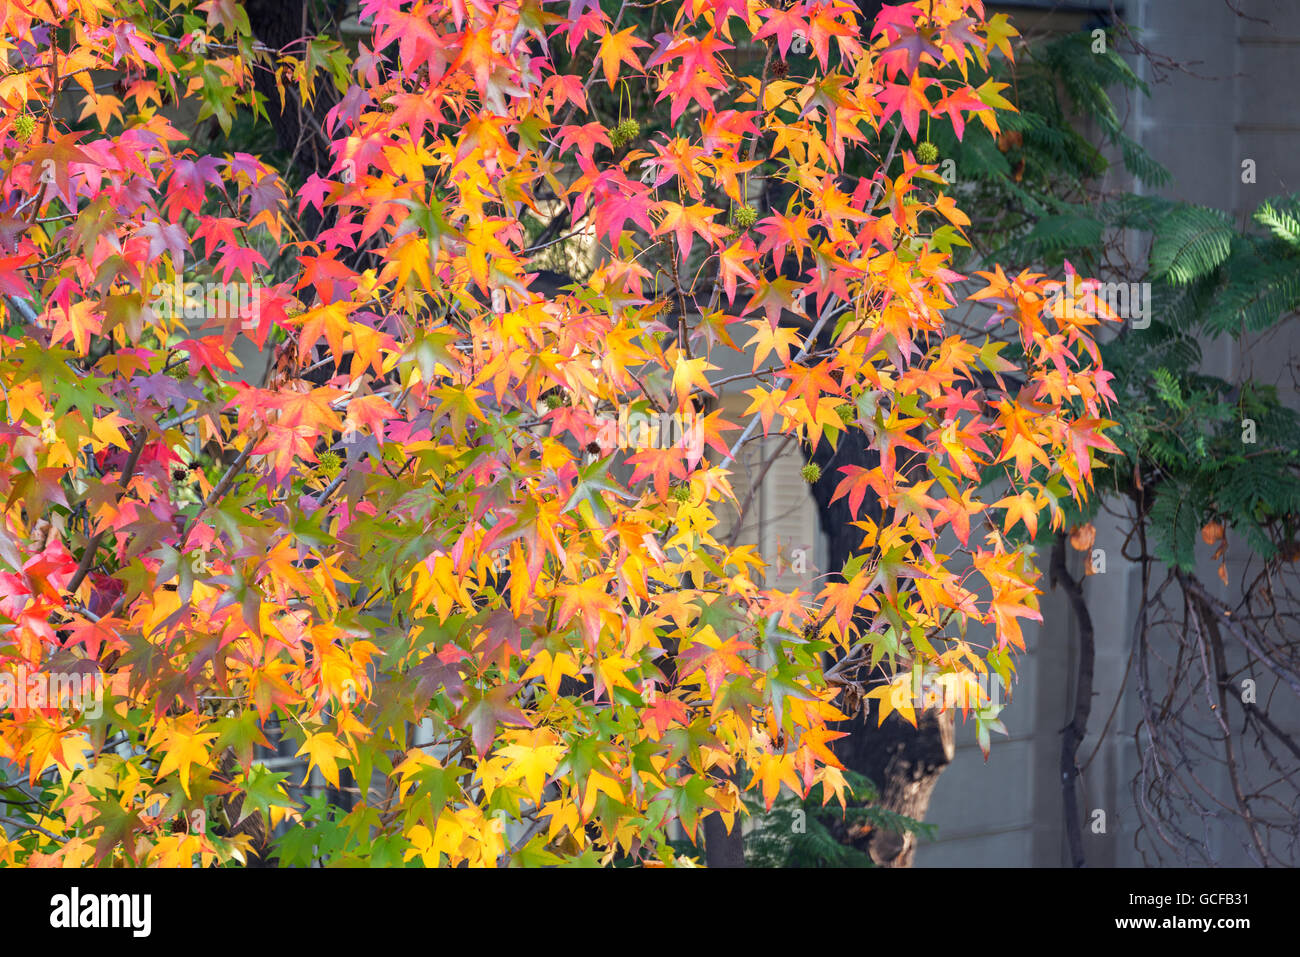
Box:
left=886, top=664, right=1005, bottom=714
left=150, top=278, right=262, bottom=329
left=591, top=407, right=705, bottom=457
left=50, top=887, right=151, bottom=937
left=1044, top=277, right=1151, bottom=329
left=0, top=665, right=103, bottom=719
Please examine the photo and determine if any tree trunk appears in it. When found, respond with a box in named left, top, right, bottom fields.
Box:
left=830, top=707, right=955, bottom=866
left=703, top=803, right=747, bottom=867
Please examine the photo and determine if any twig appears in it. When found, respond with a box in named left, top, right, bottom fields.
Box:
left=0, top=816, right=67, bottom=844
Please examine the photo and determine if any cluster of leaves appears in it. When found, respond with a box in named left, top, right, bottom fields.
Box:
left=0, top=0, right=1121, bottom=867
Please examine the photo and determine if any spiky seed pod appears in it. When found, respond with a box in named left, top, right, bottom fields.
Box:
left=916, top=141, right=939, bottom=165
left=671, top=484, right=692, bottom=503
left=835, top=403, right=855, bottom=423
left=800, top=462, right=821, bottom=484
left=735, top=204, right=758, bottom=230
left=317, top=451, right=342, bottom=479
left=14, top=114, right=35, bottom=142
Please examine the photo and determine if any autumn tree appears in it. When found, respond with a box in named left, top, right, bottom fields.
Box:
left=0, top=0, right=1121, bottom=867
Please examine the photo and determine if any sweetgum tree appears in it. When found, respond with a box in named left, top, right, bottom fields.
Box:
left=0, top=0, right=1121, bottom=866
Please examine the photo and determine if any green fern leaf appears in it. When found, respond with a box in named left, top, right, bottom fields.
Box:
left=1150, top=205, right=1234, bottom=285
left=1253, top=195, right=1300, bottom=248
left=1149, top=483, right=1200, bottom=571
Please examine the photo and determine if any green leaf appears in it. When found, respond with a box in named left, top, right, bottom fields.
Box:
left=1254, top=194, right=1300, bottom=248
left=512, top=834, right=565, bottom=867
left=214, top=710, right=273, bottom=769
left=1149, top=205, right=1234, bottom=284
left=234, top=764, right=298, bottom=828
left=1149, top=483, right=1199, bottom=571
left=562, top=455, right=631, bottom=525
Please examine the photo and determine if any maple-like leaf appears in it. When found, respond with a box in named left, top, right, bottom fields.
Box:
left=654, top=202, right=728, bottom=260
left=877, top=73, right=932, bottom=141
left=598, top=26, right=650, bottom=89
left=743, top=319, right=803, bottom=370
left=297, top=731, right=350, bottom=789
left=497, top=730, right=566, bottom=803
left=455, top=685, right=532, bottom=757
left=150, top=715, right=218, bottom=798
left=879, top=27, right=942, bottom=78
left=752, top=751, right=803, bottom=810
left=717, top=239, right=759, bottom=304
left=932, top=86, right=991, bottom=140
left=865, top=676, right=917, bottom=728
left=677, top=634, right=754, bottom=697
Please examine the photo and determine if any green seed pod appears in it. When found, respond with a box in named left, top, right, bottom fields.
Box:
left=14, top=114, right=35, bottom=142
left=317, top=451, right=342, bottom=479
left=800, top=462, right=821, bottom=484
left=835, top=403, right=855, bottom=424
left=916, top=141, right=939, bottom=165
left=672, top=484, right=692, bottom=503
left=735, top=204, right=758, bottom=230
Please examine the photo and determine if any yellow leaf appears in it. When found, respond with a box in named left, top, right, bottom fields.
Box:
left=498, top=731, right=565, bottom=803
left=297, top=730, right=349, bottom=788
left=751, top=752, right=802, bottom=810
left=90, top=410, right=132, bottom=451
left=542, top=798, right=583, bottom=843
left=520, top=649, right=582, bottom=695
left=150, top=714, right=218, bottom=799
left=743, top=319, right=802, bottom=371
left=864, top=675, right=917, bottom=728
left=580, top=770, right=625, bottom=818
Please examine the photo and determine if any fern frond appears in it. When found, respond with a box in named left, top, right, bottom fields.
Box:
left=1202, top=240, right=1300, bottom=334
left=1018, top=212, right=1105, bottom=257
left=1148, top=483, right=1200, bottom=571
left=1149, top=205, right=1234, bottom=284
left=1101, top=193, right=1176, bottom=232
left=1253, top=195, right=1300, bottom=248
left=1118, top=132, right=1170, bottom=187
left=1149, top=273, right=1221, bottom=332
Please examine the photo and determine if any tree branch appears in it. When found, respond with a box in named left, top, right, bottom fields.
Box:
left=1052, top=533, right=1093, bottom=868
